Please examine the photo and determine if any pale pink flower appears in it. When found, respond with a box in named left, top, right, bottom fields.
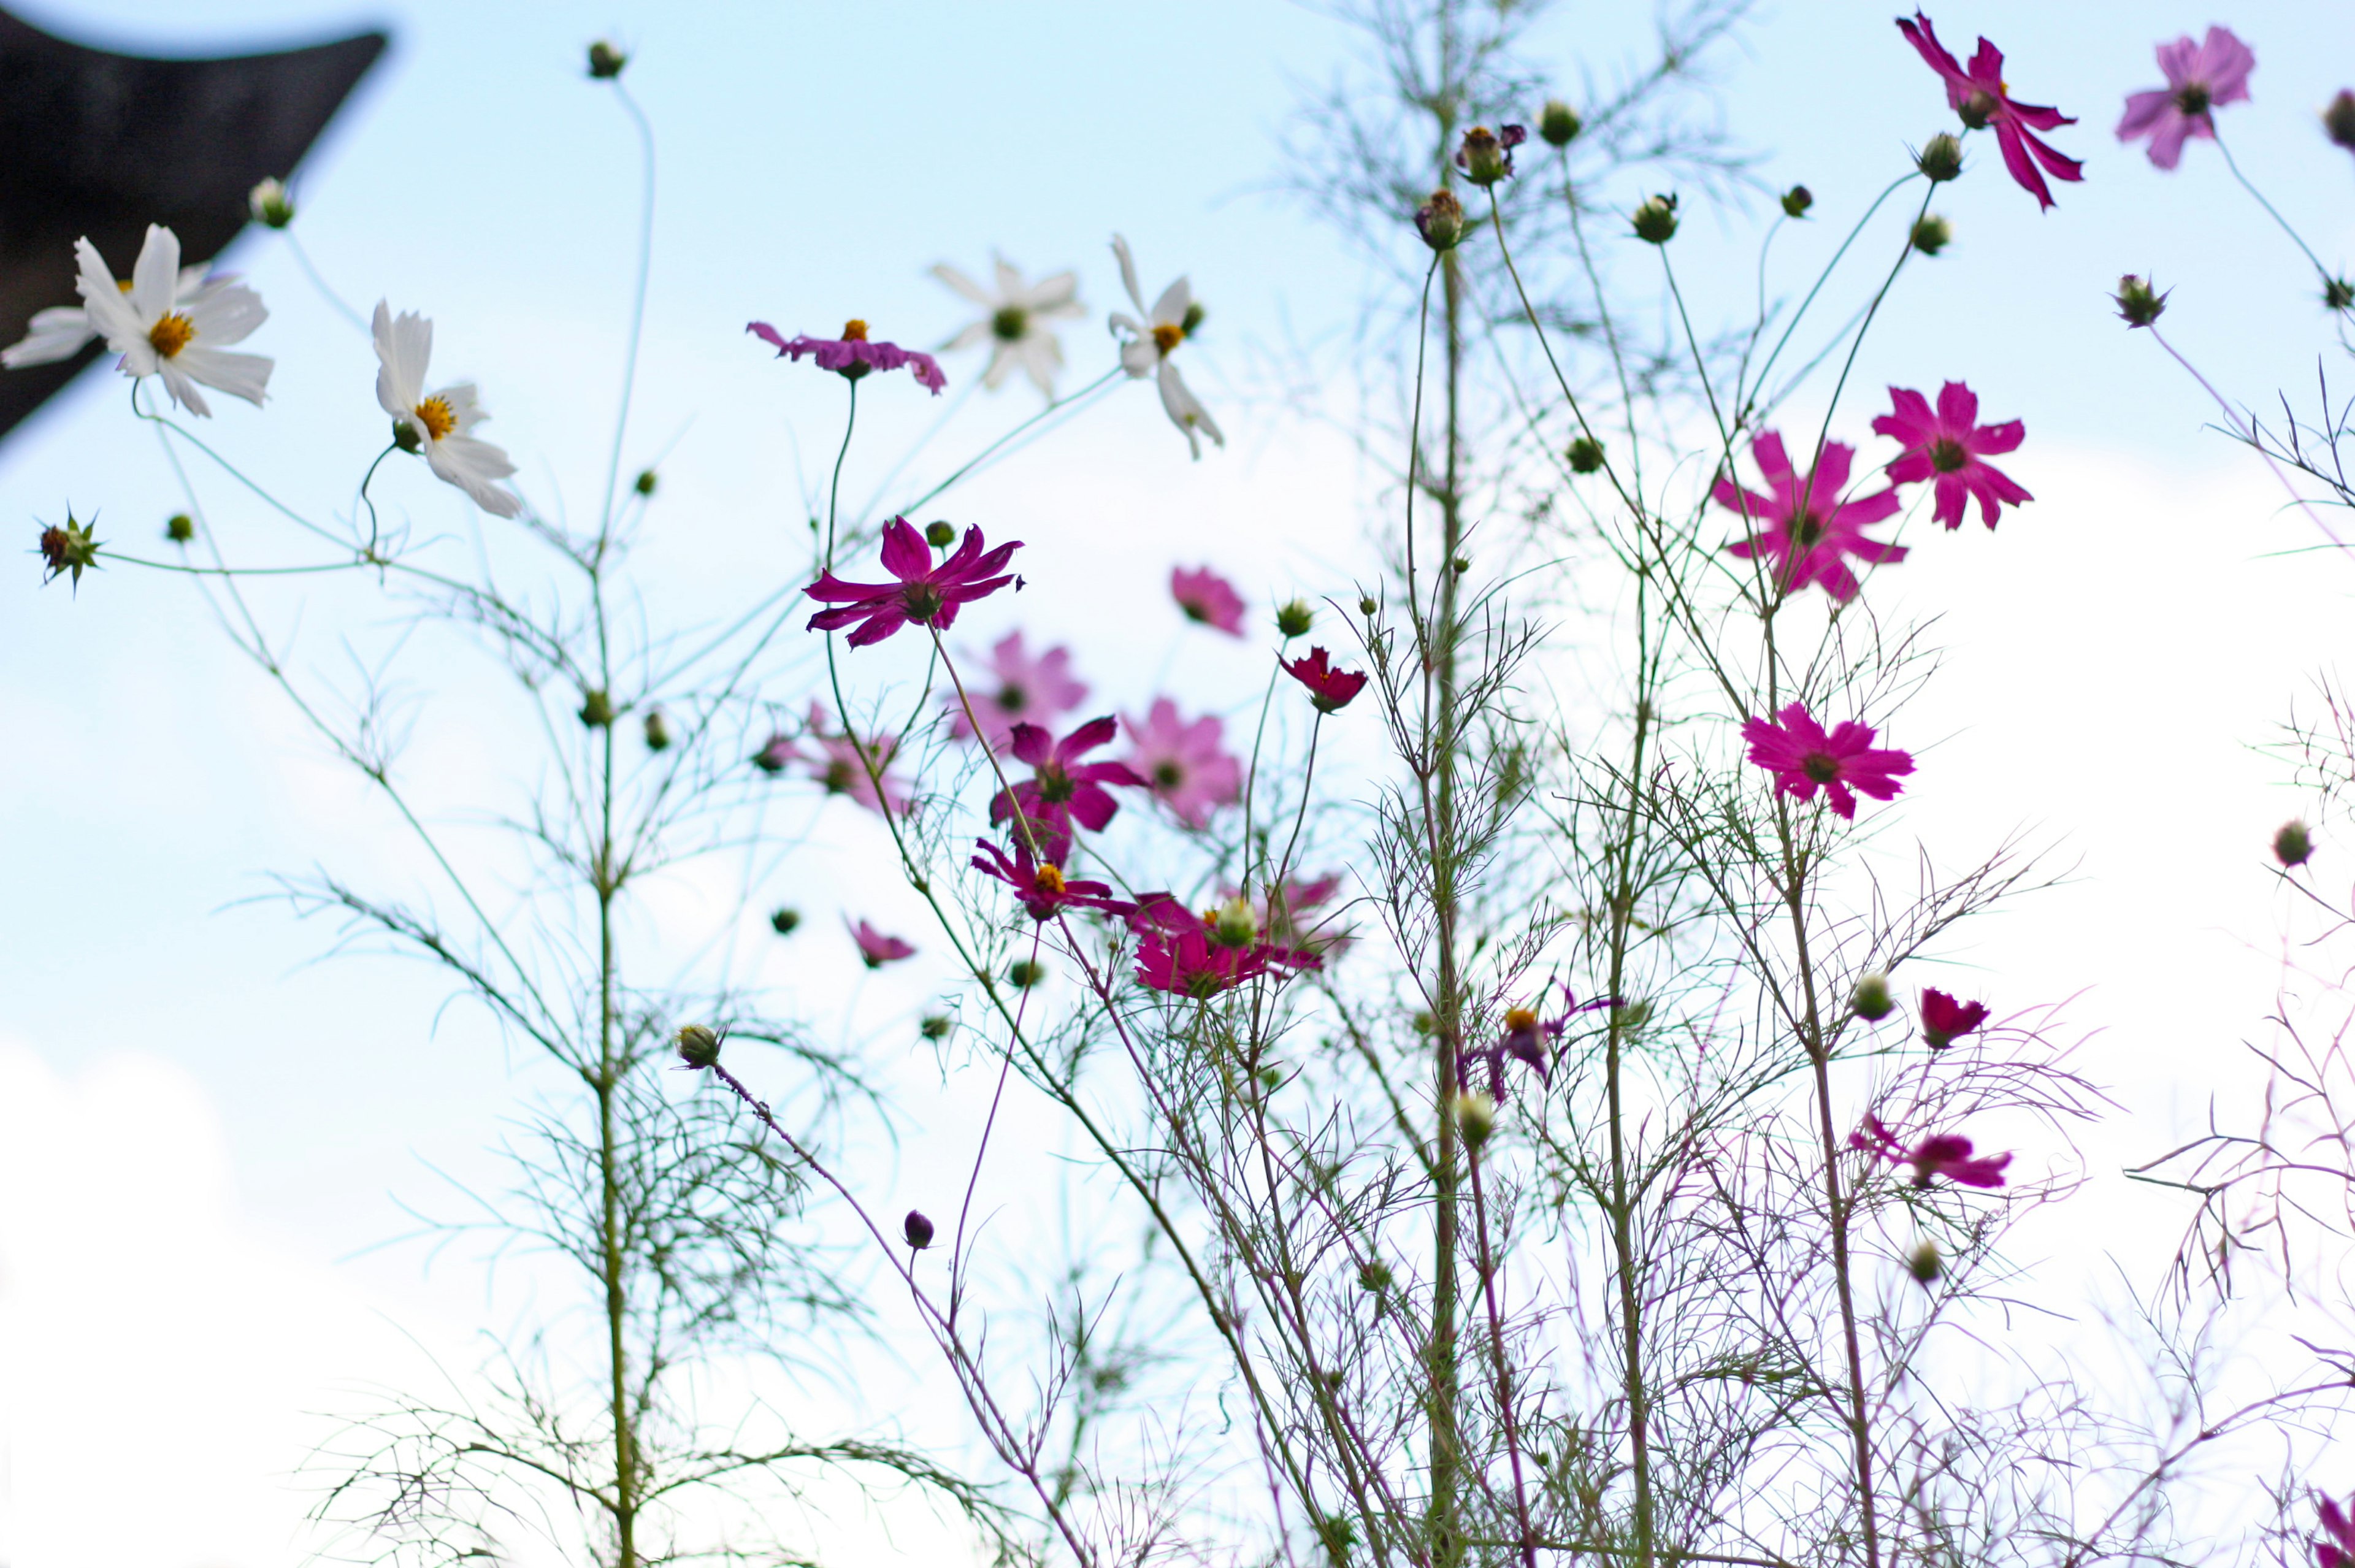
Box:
left=848, top=919, right=916, bottom=968
left=1122, top=698, right=1242, bottom=828
left=2118, top=27, right=2256, bottom=170
left=795, top=704, right=916, bottom=817
left=1171, top=565, right=1246, bottom=635
left=948, top=630, right=1087, bottom=748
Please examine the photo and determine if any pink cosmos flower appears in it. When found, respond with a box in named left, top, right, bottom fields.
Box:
left=1465, top=983, right=1620, bottom=1096
left=1134, top=921, right=1319, bottom=1000
left=1897, top=12, right=2085, bottom=210
left=798, top=704, right=915, bottom=817
left=848, top=919, right=916, bottom=968
left=989, top=716, right=1146, bottom=863
left=2117, top=27, right=2255, bottom=170
left=1282, top=647, right=1370, bottom=714
left=805, top=516, right=1020, bottom=648
left=750, top=732, right=797, bottom=775
left=1742, top=703, right=1915, bottom=821
left=1122, top=699, right=1243, bottom=828
left=1715, top=432, right=1905, bottom=602
left=748, top=318, right=946, bottom=394
left=1171, top=565, right=1246, bottom=635
left=1872, top=382, right=2032, bottom=530
left=970, top=837, right=1133, bottom=921
left=1920, top=987, right=1989, bottom=1050
left=1851, top=1113, right=2012, bottom=1190
left=948, top=630, right=1087, bottom=749
left=2316, top=1494, right=2355, bottom=1568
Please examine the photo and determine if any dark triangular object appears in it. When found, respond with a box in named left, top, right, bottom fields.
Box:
left=0, top=7, right=388, bottom=442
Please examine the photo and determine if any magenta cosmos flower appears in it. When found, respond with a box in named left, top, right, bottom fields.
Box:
left=805, top=516, right=1020, bottom=648
left=1171, top=565, right=1246, bottom=635
left=1716, top=431, right=1905, bottom=602
left=1134, top=920, right=1319, bottom=1000
left=2316, top=1495, right=2355, bottom=1568
left=1742, top=703, right=1915, bottom=820
left=1872, top=381, right=2032, bottom=530
left=1123, top=698, right=1243, bottom=828
left=989, top=716, right=1147, bottom=863
left=1920, top=987, right=1989, bottom=1049
left=848, top=919, right=916, bottom=968
left=1283, top=647, right=1370, bottom=714
left=971, top=837, right=1133, bottom=921
left=1852, top=1114, right=2012, bottom=1190
left=1897, top=12, right=2084, bottom=209
left=2118, top=27, right=2255, bottom=170
left=748, top=318, right=946, bottom=394
left=948, top=630, right=1087, bottom=749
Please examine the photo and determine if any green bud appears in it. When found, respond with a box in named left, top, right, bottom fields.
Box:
left=1631, top=193, right=1680, bottom=245
left=769, top=906, right=801, bottom=935
left=2327, top=278, right=2355, bottom=315
left=1180, top=301, right=1206, bottom=337
left=1851, top=973, right=1896, bottom=1022
left=1451, top=555, right=1471, bottom=575
left=920, top=1014, right=952, bottom=1041
left=1211, top=895, right=1260, bottom=949
left=1780, top=184, right=1814, bottom=218
left=1457, top=125, right=1523, bottom=186
left=587, top=39, right=627, bottom=78
left=2275, top=819, right=2315, bottom=868
left=1412, top=1009, right=1437, bottom=1036
left=578, top=689, right=616, bottom=729
left=37, top=511, right=102, bottom=591
left=1453, top=1090, right=1497, bottom=1149
left=1909, top=214, right=1952, bottom=256
left=1915, top=132, right=1964, bottom=183
left=1907, top=1239, right=1943, bottom=1285
left=1538, top=98, right=1582, bottom=147
left=924, top=519, right=956, bottom=548
left=1567, top=436, right=1606, bottom=473
left=674, top=1023, right=722, bottom=1070
left=643, top=709, right=671, bottom=752
left=165, top=513, right=195, bottom=543
left=1276, top=598, right=1314, bottom=639
left=633, top=468, right=657, bottom=497
left=903, top=1209, right=935, bottom=1249
left=1358, top=594, right=1379, bottom=616
left=248, top=177, right=294, bottom=229
left=1009, top=958, right=1046, bottom=989
left=2113, top=273, right=2169, bottom=328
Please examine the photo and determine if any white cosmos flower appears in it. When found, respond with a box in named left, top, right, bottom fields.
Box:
left=933, top=254, right=1084, bottom=399
left=4, top=264, right=231, bottom=370
left=71, top=225, right=270, bottom=415
left=1108, top=234, right=1223, bottom=460
left=372, top=301, right=522, bottom=518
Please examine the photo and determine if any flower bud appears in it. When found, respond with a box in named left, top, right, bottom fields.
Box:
left=1909, top=215, right=1951, bottom=256
left=633, top=468, right=657, bottom=497
left=1009, top=958, right=1046, bottom=989
left=1450, top=555, right=1471, bottom=575
left=37, top=512, right=101, bottom=589
left=1453, top=1090, right=1497, bottom=1148
left=1180, top=301, right=1207, bottom=337
left=2325, top=90, right=2355, bottom=152
left=2113, top=273, right=2169, bottom=328
left=587, top=39, right=628, bottom=78
left=1277, top=598, right=1314, bottom=638
left=1538, top=99, right=1582, bottom=147
left=1211, top=895, right=1260, bottom=949
left=1851, top=973, right=1896, bottom=1022
left=1412, top=1009, right=1436, bottom=1036
left=924, top=519, right=955, bottom=548
left=674, top=1023, right=722, bottom=1070
left=1907, top=1239, right=1943, bottom=1285
left=165, top=513, right=195, bottom=543
left=1415, top=189, right=1466, bottom=252
left=1457, top=124, right=1526, bottom=186
left=2327, top=278, right=2355, bottom=315
left=248, top=177, right=294, bottom=229
left=1631, top=194, right=1680, bottom=245
left=770, top=906, right=801, bottom=935
left=920, top=1014, right=952, bottom=1040
left=643, top=709, right=671, bottom=751
left=1780, top=184, right=1814, bottom=218
left=903, top=1209, right=935, bottom=1249
left=1915, top=132, right=1964, bottom=183
left=1358, top=595, right=1379, bottom=616
left=2275, top=819, right=2315, bottom=868
left=579, top=689, right=615, bottom=729
left=1567, top=435, right=1606, bottom=473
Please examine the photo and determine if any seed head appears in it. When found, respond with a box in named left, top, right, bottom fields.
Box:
left=1909, top=215, right=1952, bottom=256
left=37, top=511, right=102, bottom=591
left=1780, top=184, right=1814, bottom=218
left=1276, top=598, right=1314, bottom=639
left=1567, top=436, right=1606, bottom=473
left=674, top=1024, right=722, bottom=1071
left=1915, top=132, right=1964, bottom=183
left=1631, top=194, right=1680, bottom=245
left=2113, top=274, right=2169, bottom=328
left=2275, top=819, right=2315, bottom=868
left=1415, top=189, right=1466, bottom=252
left=1851, top=973, right=1896, bottom=1022
left=903, top=1209, right=936, bottom=1249
left=1538, top=99, right=1582, bottom=147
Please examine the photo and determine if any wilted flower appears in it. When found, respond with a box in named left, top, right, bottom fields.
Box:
left=949, top=630, right=1087, bottom=749
left=2276, top=819, right=2315, bottom=867
left=1124, top=699, right=1243, bottom=827
left=848, top=919, right=916, bottom=968
left=933, top=254, right=1085, bottom=399
left=804, top=516, right=1020, bottom=647
left=1171, top=565, right=1246, bottom=635
left=2118, top=27, right=2255, bottom=170
left=1852, top=1113, right=2012, bottom=1189
left=903, top=1209, right=935, bottom=1249
left=748, top=318, right=946, bottom=394
left=1415, top=189, right=1466, bottom=251
left=1896, top=11, right=2083, bottom=210
left=72, top=226, right=271, bottom=415
left=1742, top=702, right=1915, bottom=820
left=37, top=511, right=102, bottom=590
left=1455, top=124, right=1526, bottom=185
left=373, top=302, right=521, bottom=517
left=971, top=836, right=1132, bottom=920
left=1919, top=987, right=1989, bottom=1049
left=1109, top=234, right=1223, bottom=459
left=989, top=716, right=1146, bottom=863
left=1282, top=646, right=1370, bottom=714
left=2115, top=273, right=2169, bottom=327
left=1874, top=381, right=2032, bottom=530
left=1715, top=431, right=1906, bottom=602
left=248, top=177, right=295, bottom=228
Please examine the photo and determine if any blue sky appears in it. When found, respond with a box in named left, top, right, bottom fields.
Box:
left=2, top=1, right=2354, bottom=1562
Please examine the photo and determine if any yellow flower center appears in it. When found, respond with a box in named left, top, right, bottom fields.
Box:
left=1033, top=863, right=1066, bottom=895
left=1504, top=1007, right=1539, bottom=1033
left=842, top=318, right=870, bottom=341
left=147, top=313, right=196, bottom=358
left=1152, top=323, right=1184, bottom=354
left=116, top=279, right=134, bottom=293
left=413, top=396, right=457, bottom=442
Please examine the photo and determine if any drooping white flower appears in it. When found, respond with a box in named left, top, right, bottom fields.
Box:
left=4, top=263, right=230, bottom=370
left=372, top=302, right=522, bottom=518
left=932, top=254, right=1084, bottom=399
left=69, top=226, right=270, bottom=415
left=1108, top=234, right=1223, bottom=459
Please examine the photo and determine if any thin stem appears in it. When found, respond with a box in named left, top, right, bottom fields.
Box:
left=281, top=227, right=368, bottom=332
